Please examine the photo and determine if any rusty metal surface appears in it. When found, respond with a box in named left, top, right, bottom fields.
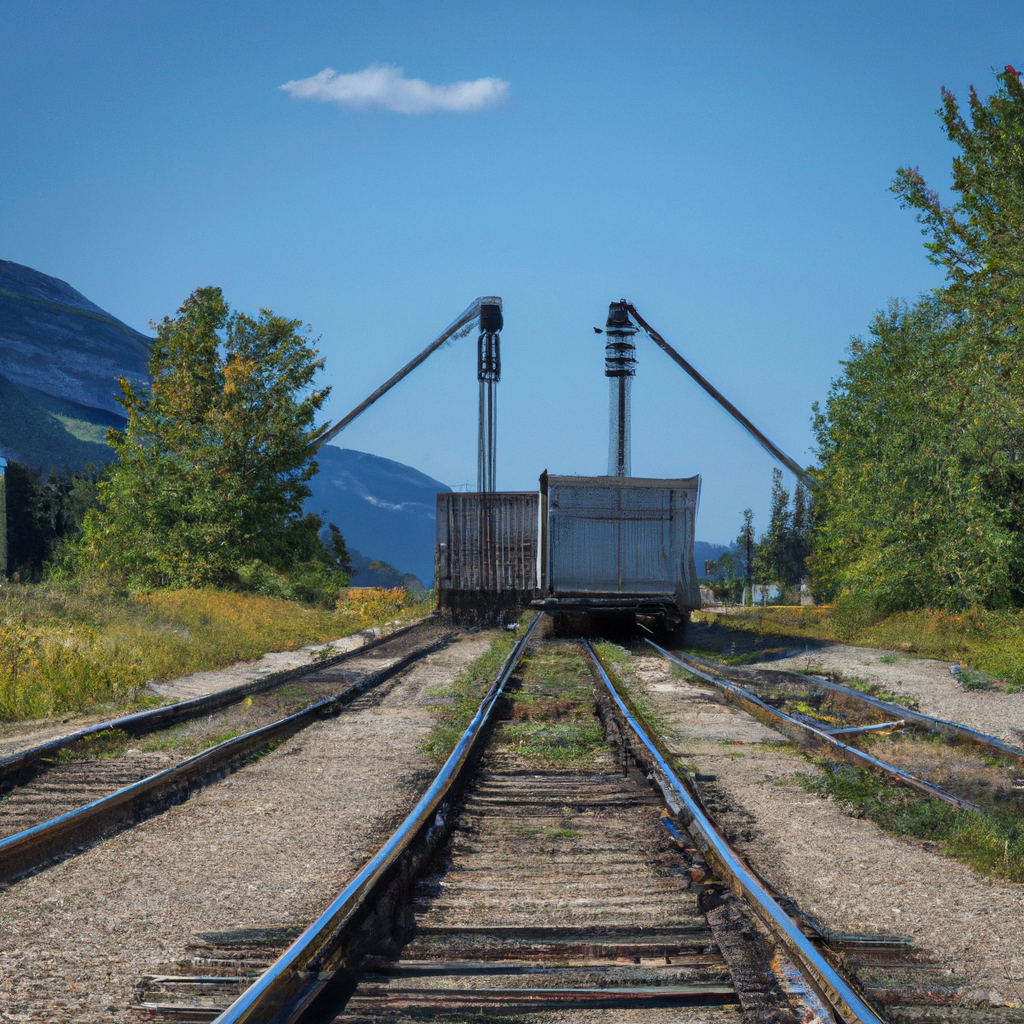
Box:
left=434, top=491, right=538, bottom=593
left=542, top=474, right=701, bottom=608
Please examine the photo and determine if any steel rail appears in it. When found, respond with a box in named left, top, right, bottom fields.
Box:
left=312, top=297, right=500, bottom=449
left=582, top=641, right=886, bottom=1024
left=677, top=649, right=1024, bottom=764
left=647, top=640, right=979, bottom=812
left=212, top=613, right=542, bottom=1024
left=623, top=303, right=814, bottom=487
left=0, top=620, right=430, bottom=793
left=0, top=637, right=451, bottom=887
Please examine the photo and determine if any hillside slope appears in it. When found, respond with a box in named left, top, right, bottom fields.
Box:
left=305, top=446, right=450, bottom=587
left=0, top=260, right=149, bottom=471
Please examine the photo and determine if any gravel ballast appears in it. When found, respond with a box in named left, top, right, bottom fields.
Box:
left=629, top=653, right=1024, bottom=1009
left=0, top=634, right=494, bottom=1022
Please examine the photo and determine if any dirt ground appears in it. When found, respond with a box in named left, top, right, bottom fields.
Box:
left=628, top=653, right=1024, bottom=1010
left=0, top=633, right=494, bottom=1023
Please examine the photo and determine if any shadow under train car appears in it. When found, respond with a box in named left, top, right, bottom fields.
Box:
left=434, top=473, right=702, bottom=636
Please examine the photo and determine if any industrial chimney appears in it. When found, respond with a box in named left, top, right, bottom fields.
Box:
left=604, top=301, right=637, bottom=477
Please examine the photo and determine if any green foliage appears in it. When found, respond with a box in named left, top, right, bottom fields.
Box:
left=422, top=627, right=522, bottom=762
left=803, top=761, right=1024, bottom=883
left=74, top=287, right=340, bottom=597
left=697, top=603, right=1024, bottom=690
left=812, top=69, right=1024, bottom=612
left=753, top=470, right=810, bottom=589
left=0, top=583, right=425, bottom=722
left=5, top=461, right=99, bottom=580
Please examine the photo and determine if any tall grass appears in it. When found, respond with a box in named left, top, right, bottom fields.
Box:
left=0, top=584, right=432, bottom=721
left=694, top=605, right=1024, bottom=690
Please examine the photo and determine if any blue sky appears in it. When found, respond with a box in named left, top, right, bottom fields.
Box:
left=2, top=1, right=1020, bottom=543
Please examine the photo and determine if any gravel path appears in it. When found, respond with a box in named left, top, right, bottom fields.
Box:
left=0, top=633, right=494, bottom=1022
left=630, top=653, right=1024, bottom=1010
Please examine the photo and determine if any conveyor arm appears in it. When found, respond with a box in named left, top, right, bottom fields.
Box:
left=625, top=303, right=814, bottom=487
left=311, top=296, right=501, bottom=449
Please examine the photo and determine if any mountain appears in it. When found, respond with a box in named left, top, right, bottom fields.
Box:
left=693, top=540, right=730, bottom=575
left=0, top=259, right=149, bottom=471
left=305, top=446, right=451, bottom=586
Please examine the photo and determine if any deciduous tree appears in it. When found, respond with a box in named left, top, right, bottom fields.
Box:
left=79, top=287, right=336, bottom=592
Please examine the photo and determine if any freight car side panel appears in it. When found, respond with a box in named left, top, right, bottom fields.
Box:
left=435, top=492, right=539, bottom=593
left=544, top=475, right=700, bottom=609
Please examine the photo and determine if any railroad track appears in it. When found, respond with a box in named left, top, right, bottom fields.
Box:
left=0, top=618, right=456, bottom=886
left=129, top=618, right=959, bottom=1024
left=650, top=643, right=1024, bottom=816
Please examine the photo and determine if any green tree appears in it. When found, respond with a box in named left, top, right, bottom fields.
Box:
left=790, top=480, right=811, bottom=582
left=5, top=462, right=99, bottom=580
left=811, top=68, right=1024, bottom=611
left=753, top=469, right=793, bottom=588
left=736, top=508, right=757, bottom=603
left=79, top=287, right=334, bottom=591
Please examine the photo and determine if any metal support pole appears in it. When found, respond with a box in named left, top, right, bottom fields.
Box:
left=604, top=301, right=637, bottom=477
left=476, top=303, right=503, bottom=492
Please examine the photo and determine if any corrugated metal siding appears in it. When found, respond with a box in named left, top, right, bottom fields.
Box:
left=435, top=492, right=539, bottom=593
left=544, top=475, right=700, bottom=607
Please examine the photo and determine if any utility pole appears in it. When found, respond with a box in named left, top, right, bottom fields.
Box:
left=742, top=508, right=754, bottom=607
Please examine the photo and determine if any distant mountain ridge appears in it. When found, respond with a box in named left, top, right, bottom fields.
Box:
left=306, top=446, right=450, bottom=587
left=0, top=259, right=149, bottom=417
left=0, top=259, right=150, bottom=471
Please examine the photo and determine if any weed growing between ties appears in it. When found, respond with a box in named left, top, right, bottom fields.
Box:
left=692, top=606, right=1024, bottom=691
left=502, top=644, right=604, bottom=767
left=830, top=675, right=921, bottom=710
left=421, top=618, right=530, bottom=762
left=801, top=762, right=1024, bottom=883
left=596, top=641, right=676, bottom=740
left=56, top=728, right=130, bottom=760
left=0, top=583, right=429, bottom=722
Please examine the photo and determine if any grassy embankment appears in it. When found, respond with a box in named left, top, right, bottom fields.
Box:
left=0, top=584, right=433, bottom=721
left=694, top=604, right=1024, bottom=691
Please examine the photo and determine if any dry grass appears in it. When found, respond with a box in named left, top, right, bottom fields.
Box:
left=694, top=605, right=1024, bottom=691
left=0, top=584, right=433, bottom=721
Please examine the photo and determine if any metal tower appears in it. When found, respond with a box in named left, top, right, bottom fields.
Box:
left=477, top=302, right=503, bottom=492
left=604, top=301, right=637, bottom=477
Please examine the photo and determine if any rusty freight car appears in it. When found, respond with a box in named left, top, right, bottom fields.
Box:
left=434, top=492, right=539, bottom=624
left=532, top=473, right=701, bottom=635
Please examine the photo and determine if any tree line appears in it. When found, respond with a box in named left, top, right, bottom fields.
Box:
left=812, top=68, right=1024, bottom=612
left=709, top=68, right=1024, bottom=614
left=703, top=470, right=811, bottom=603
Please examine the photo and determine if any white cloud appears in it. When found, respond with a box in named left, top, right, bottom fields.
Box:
left=278, top=64, right=509, bottom=114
